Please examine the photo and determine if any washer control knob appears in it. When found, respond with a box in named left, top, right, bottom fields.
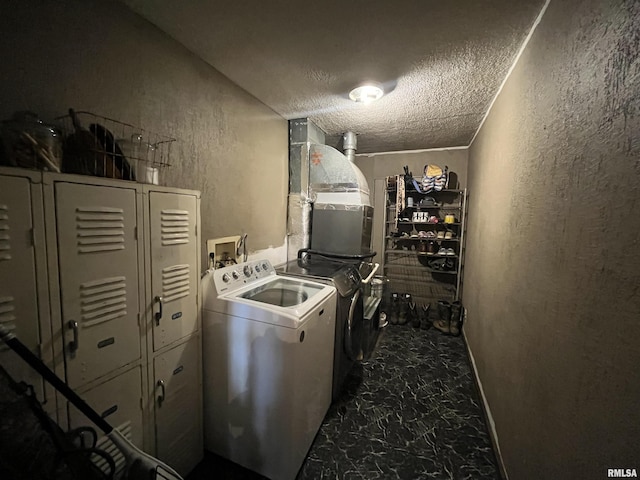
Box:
left=222, top=273, right=230, bottom=283
left=255, top=264, right=261, bottom=272
left=262, top=262, right=268, bottom=271
left=243, top=265, right=252, bottom=277
left=232, top=271, right=239, bottom=280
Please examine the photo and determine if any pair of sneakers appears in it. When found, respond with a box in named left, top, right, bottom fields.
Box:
left=427, top=257, right=455, bottom=271
left=418, top=230, right=436, bottom=239
left=437, top=247, right=456, bottom=256
left=436, top=230, right=456, bottom=240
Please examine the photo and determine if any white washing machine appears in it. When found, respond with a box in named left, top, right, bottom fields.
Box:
left=202, top=259, right=337, bottom=480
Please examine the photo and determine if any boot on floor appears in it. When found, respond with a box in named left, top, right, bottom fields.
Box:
left=420, top=304, right=431, bottom=330
left=433, top=300, right=451, bottom=334
left=450, top=300, right=463, bottom=336
left=409, top=302, right=420, bottom=328
left=399, top=293, right=411, bottom=325
left=390, top=293, right=400, bottom=325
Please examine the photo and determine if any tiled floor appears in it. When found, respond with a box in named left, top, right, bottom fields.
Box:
left=187, top=325, right=500, bottom=480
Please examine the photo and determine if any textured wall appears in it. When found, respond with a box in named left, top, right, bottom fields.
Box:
left=0, top=0, right=288, bottom=268
left=464, top=0, right=640, bottom=478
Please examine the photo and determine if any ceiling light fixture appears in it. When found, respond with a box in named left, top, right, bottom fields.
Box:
left=349, top=83, right=384, bottom=104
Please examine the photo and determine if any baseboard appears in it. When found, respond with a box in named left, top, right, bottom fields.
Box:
left=463, top=331, right=509, bottom=480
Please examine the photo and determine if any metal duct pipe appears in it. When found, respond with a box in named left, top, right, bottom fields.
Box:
left=287, top=118, right=325, bottom=262
left=343, top=131, right=357, bottom=162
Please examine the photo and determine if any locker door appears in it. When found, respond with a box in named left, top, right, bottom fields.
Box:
left=154, top=336, right=202, bottom=476
left=56, top=183, right=140, bottom=387
left=68, top=367, right=143, bottom=477
left=149, top=192, right=197, bottom=350
left=0, top=176, right=44, bottom=398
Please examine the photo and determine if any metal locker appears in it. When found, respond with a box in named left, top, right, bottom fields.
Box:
left=55, top=182, right=141, bottom=388
left=68, top=366, right=144, bottom=477
left=148, top=192, right=198, bottom=351
left=153, top=335, right=202, bottom=477
left=0, top=174, right=46, bottom=400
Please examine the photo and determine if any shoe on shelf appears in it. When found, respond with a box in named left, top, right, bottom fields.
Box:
left=437, top=247, right=448, bottom=256
left=445, top=248, right=455, bottom=256
left=428, top=216, right=439, bottom=224
left=418, top=242, right=428, bottom=253
left=444, top=230, right=455, bottom=239
left=437, top=230, right=445, bottom=239
left=419, top=197, right=438, bottom=207
left=427, top=241, right=438, bottom=255
left=428, top=258, right=449, bottom=270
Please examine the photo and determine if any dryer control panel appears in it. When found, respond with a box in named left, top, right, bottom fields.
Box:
left=213, top=259, right=276, bottom=294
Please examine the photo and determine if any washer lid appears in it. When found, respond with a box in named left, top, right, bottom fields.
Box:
left=238, top=278, right=324, bottom=308
left=221, top=276, right=336, bottom=328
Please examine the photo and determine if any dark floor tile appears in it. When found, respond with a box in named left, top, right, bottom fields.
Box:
left=299, top=437, right=443, bottom=480
left=186, top=451, right=268, bottom=480
left=188, top=326, right=500, bottom=480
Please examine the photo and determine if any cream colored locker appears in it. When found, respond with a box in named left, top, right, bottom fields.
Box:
left=148, top=191, right=198, bottom=351
left=55, top=182, right=141, bottom=388
left=153, top=335, right=202, bottom=477
left=68, top=366, right=143, bottom=477
left=0, top=172, right=52, bottom=406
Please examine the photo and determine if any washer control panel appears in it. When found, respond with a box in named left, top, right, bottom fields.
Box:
left=213, top=259, right=275, bottom=294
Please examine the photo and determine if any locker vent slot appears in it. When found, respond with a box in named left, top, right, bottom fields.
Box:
left=0, top=296, right=16, bottom=352
left=162, top=264, right=191, bottom=303
left=80, top=276, right=127, bottom=327
left=76, top=206, right=125, bottom=254
left=161, top=209, right=189, bottom=245
left=0, top=204, right=10, bottom=261
left=93, top=420, right=132, bottom=477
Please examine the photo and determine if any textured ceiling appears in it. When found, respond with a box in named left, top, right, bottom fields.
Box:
left=120, top=0, right=545, bottom=153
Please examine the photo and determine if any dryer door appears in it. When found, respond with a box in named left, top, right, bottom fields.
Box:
left=344, top=289, right=364, bottom=361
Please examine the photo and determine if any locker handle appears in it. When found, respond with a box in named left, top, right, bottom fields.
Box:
left=157, top=379, right=165, bottom=406
left=68, top=320, right=79, bottom=356
left=154, top=296, right=163, bottom=326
